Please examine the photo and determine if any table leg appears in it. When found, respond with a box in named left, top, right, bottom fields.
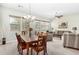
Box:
left=27, top=44, right=29, bottom=55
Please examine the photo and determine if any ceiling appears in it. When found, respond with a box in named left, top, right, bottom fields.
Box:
left=0, top=3, right=79, bottom=20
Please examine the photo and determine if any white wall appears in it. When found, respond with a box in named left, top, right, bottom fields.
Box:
left=64, top=14, right=79, bottom=33
left=51, top=13, right=79, bottom=33
left=0, top=7, right=2, bottom=42
left=30, top=21, right=50, bottom=32
left=0, top=7, right=27, bottom=43
left=51, top=17, right=68, bottom=31
left=1, top=6, right=79, bottom=43
left=0, top=6, right=51, bottom=43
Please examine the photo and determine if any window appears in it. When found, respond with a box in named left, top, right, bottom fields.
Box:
left=9, top=16, right=21, bottom=31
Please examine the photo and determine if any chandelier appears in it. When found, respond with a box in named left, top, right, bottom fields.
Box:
left=23, top=3, right=36, bottom=22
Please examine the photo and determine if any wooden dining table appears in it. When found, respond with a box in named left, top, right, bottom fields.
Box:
left=20, top=34, right=38, bottom=55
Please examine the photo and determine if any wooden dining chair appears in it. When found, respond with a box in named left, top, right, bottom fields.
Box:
left=43, top=35, right=47, bottom=54
left=39, top=35, right=48, bottom=54
left=30, top=35, right=47, bottom=55
left=15, top=33, right=27, bottom=55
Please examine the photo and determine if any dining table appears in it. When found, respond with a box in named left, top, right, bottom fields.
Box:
left=20, top=34, right=38, bottom=55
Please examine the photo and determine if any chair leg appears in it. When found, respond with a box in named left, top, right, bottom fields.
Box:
left=44, top=51, right=45, bottom=55
left=31, top=48, right=33, bottom=55
left=17, top=44, right=19, bottom=52
left=18, top=49, right=23, bottom=55
left=44, top=48, right=48, bottom=55
left=43, top=50, right=46, bottom=55
left=26, top=44, right=29, bottom=55
left=18, top=45, right=21, bottom=54
left=37, top=52, right=39, bottom=55
left=20, top=50, right=23, bottom=55
left=18, top=46, right=23, bottom=55
left=19, top=48, right=23, bottom=55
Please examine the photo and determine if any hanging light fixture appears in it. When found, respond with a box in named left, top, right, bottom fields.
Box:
left=55, top=11, right=63, bottom=18
left=23, top=3, right=36, bottom=21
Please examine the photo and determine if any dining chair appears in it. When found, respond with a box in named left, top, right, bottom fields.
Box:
left=30, top=35, right=47, bottom=55
left=38, top=32, right=48, bottom=54
left=15, top=33, right=27, bottom=55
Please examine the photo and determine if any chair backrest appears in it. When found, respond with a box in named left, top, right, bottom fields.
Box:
left=38, top=35, right=47, bottom=42
left=31, top=38, right=44, bottom=48
left=37, top=36, right=47, bottom=52
left=32, top=35, right=47, bottom=50
left=16, top=33, right=24, bottom=42
left=37, top=38, right=44, bottom=47
left=15, top=33, right=22, bottom=44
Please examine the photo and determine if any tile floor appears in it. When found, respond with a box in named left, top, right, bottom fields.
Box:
left=0, top=37, right=79, bottom=55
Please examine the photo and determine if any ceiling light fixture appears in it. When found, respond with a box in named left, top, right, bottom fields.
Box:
left=23, top=4, right=36, bottom=21
left=55, top=11, right=63, bottom=18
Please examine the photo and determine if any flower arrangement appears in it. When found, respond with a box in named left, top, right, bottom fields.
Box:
left=72, top=27, right=77, bottom=30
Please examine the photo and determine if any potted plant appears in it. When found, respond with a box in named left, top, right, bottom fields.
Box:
left=72, top=27, right=77, bottom=33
